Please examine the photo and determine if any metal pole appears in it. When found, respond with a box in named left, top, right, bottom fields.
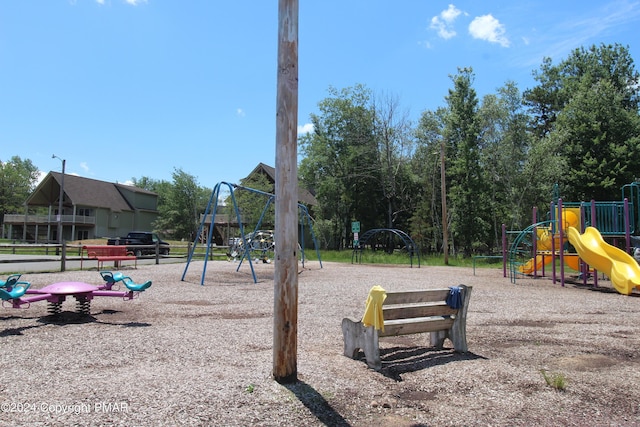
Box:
left=52, top=155, right=66, bottom=271
left=52, top=155, right=65, bottom=243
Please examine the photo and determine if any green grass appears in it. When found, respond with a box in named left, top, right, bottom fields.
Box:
left=541, top=369, right=567, bottom=391
left=316, top=249, right=503, bottom=268
left=0, top=238, right=504, bottom=270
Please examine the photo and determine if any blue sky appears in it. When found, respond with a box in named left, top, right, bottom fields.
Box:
left=2, top=0, right=639, bottom=190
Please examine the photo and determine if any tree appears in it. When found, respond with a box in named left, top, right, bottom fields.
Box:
left=477, top=81, right=532, bottom=237
left=523, top=57, right=564, bottom=138
left=299, top=85, right=383, bottom=249
left=0, top=156, right=39, bottom=228
left=411, top=107, right=448, bottom=254
left=152, top=169, right=209, bottom=240
left=556, top=77, right=640, bottom=201
left=525, top=43, right=640, bottom=201
left=130, top=176, right=164, bottom=192
left=444, top=67, right=488, bottom=257
left=372, top=92, right=418, bottom=231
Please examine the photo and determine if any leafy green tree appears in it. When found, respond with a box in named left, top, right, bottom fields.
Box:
left=523, top=57, right=564, bottom=138
left=130, top=176, right=164, bottom=192
left=556, top=77, right=640, bottom=201
left=299, top=84, right=383, bottom=249
left=411, top=107, right=448, bottom=253
left=444, top=67, right=488, bottom=257
left=525, top=43, right=640, bottom=201
left=0, top=156, right=39, bottom=228
left=152, top=168, right=209, bottom=240
left=478, top=82, right=533, bottom=238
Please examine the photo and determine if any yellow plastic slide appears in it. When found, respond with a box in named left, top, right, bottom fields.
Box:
left=520, top=210, right=581, bottom=274
left=566, top=226, right=640, bottom=295
left=520, top=254, right=552, bottom=274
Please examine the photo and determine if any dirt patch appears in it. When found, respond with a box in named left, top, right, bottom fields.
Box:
left=554, top=354, right=618, bottom=371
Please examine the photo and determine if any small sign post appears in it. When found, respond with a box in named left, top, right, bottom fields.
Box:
left=352, top=221, right=360, bottom=246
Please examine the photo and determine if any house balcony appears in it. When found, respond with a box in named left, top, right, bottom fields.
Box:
left=3, top=214, right=96, bottom=226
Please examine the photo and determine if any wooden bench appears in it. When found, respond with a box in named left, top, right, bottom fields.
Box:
left=342, top=285, right=472, bottom=370
left=81, top=245, right=137, bottom=270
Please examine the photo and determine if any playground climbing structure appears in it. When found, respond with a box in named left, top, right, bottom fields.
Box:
left=509, top=188, right=640, bottom=295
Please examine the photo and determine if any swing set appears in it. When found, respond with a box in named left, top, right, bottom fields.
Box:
left=181, top=182, right=322, bottom=285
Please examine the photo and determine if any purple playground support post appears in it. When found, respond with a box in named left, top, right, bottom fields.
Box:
left=92, top=290, right=136, bottom=299
left=558, top=199, right=565, bottom=287
left=625, top=198, right=630, bottom=253
left=551, top=201, right=557, bottom=284
left=580, top=203, right=588, bottom=286
left=591, top=199, right=598, bottom=287
left=532, top=206, right=538, bottom=278
left=502, top=223, right=507, bottom=278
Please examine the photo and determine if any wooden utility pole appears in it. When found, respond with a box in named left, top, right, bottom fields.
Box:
left=273, top=0, right=299, bottom=384
left=441, top=138, right=449, bottom=265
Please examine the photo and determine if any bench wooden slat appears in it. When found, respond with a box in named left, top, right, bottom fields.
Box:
left=85, top=245, right=131, bottom=256
left=383, top=289, right=451, bottom=305
left=382, top=302, right=456, bottom=320
left=380, top=316, right=455, bottom=337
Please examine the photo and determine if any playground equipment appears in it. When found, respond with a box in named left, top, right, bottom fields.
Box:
left=567, top=226, right=640, bottom=295
left=509, top=189, right=640, bottom=294
left=228, top=230, right=281, bottom=263
left=351, top=228, right=420, bottom=267
left=0, top=272, right=152, bottom=315
left=518, top=208, right=581, bottom=274
left=182, top=182, right=322, bottom=285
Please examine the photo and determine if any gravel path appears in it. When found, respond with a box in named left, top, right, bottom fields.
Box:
left=1, top=261, right=639, bottom=426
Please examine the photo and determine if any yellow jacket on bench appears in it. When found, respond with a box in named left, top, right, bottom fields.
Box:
left=361, top=285, right=386, bottom=332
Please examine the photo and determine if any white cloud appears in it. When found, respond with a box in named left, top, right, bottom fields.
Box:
left=95, top=0, right=105, bottom=4
left=236, top=108, right=246, bottom=117
left=441, top=4, right=462, bottom=23
left=430, top=4, right=464, bottom=39
left=468, top=14, right=510, bottom=47
left=80, top=162, right=89, bottom=173
left=297, top=123, right=314, bottom=135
